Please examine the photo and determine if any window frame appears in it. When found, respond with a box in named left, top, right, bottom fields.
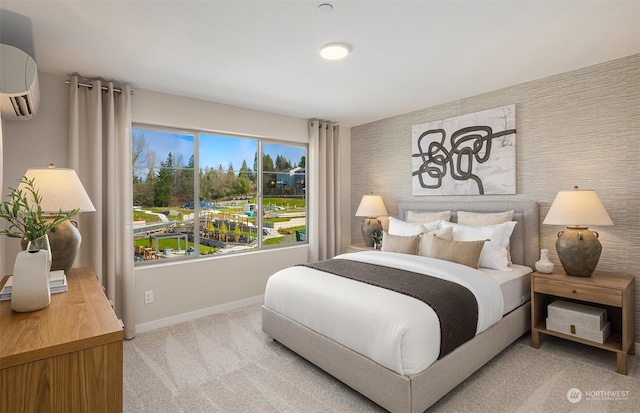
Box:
left=132, top=123, right=308, bottom=266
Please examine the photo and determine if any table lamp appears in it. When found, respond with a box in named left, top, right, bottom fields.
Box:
left=18, top=164, right=95, bottom=274
left=355, top=194, right=388, bottom=247
left=542, top=186, right=613, bottom=277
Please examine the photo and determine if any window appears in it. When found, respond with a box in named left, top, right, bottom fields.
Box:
left=132, top=126, right=307, bottom=264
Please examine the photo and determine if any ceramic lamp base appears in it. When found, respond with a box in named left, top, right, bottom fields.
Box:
left=47, top=220, right=82, bottom=275
left=556, top=226, right=601, bottom=277
left=360, top=218, right=382, bottom=248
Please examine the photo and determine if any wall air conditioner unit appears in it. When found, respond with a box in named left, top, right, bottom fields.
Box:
left=0, top=44, right=40, bottom=120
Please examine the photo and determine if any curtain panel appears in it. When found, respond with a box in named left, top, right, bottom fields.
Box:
left=0, top=124, right=4, bottom=273
left=68, top=76, right=135, bottom=339
left=308, top=120, right=342, bottom=261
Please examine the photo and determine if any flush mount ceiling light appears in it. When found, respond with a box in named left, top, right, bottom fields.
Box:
left=320, top=43, right=350, bottom=60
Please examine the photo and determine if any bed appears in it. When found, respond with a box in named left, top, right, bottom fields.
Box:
left=262, top=200, right=539, bottom=412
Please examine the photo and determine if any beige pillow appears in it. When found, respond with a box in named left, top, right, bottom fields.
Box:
left=457, top=210, right=514, bottom=225
left=457, top=210, right=515, bottom=264
left=406, top=210, right=452, bottom=223
left=417, top=227, right=454, bottom=257
left=381, top=231, right=420, bottom=255
left=428, top=236, right=486, bottom=269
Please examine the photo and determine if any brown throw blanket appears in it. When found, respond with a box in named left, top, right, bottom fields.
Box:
left=300, top=259, right=478, bottom=358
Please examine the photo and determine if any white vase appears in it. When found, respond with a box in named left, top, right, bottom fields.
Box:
left=535, top=248, right=555, bottom=274
left=26, top=234, right=52, bottom=270
left=11, top=235, right=52, bottom=312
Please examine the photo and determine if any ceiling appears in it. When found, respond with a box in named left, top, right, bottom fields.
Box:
left=1, top=1, right=638, bottom=127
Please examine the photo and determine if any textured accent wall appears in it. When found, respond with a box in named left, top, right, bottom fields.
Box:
left=351, top=54, right=640, bottom=343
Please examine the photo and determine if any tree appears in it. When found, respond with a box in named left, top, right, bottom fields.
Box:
left=299, top=155, right=306, bottom=168
left=239, top=160, right=251, bottom=178
left=172, top=153, right=191, bottom=205
left=132, top=131, right=148, bottom=178
left=155, top=153, right=174, bottom=207
left=263, top=154, right=274, bottom=171
left=275, top=155, right=292, bottom=171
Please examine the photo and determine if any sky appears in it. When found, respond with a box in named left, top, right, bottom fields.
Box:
left=133, top=128, right=306, bottom=175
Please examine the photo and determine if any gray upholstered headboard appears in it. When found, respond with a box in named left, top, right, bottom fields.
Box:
left=397, top=200, right=539, bottom=270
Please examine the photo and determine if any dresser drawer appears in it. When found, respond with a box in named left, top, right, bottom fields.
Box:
left=534, top=277, right=622, bottom=307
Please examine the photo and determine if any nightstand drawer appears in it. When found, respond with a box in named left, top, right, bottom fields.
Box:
left=534, top=278, right=622, bottom=307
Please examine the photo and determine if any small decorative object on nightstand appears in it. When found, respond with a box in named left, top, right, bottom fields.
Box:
left=371, top=229, right=383, bottom=250
left=534, top=248, right=555, bottom=274
left=531, top=268, right=635, bottom=375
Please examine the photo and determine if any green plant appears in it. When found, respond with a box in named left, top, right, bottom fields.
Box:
left=371, top=229, right=383, bottom=244
left=0, top=176, right=79, bottom=241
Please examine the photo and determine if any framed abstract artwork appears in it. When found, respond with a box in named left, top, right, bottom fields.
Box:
left=411, top=104, right=516, bottom=195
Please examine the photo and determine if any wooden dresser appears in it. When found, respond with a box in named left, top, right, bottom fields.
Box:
left=0, top=267, right=123, bottom=412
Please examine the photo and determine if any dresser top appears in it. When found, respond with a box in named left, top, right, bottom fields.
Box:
left=0, top=267, right=123, bottom=369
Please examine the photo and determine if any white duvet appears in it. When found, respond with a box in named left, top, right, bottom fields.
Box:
left=264, top=251, right=504, bottom=376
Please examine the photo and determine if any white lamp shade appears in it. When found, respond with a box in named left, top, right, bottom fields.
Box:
left=355, top=195, right=388, bottom=218
left=543, top=188, right=613, bottom=227
left=18, top=166, right=96, bottom=213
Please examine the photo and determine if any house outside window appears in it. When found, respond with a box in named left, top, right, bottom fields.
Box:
left=132, top=126, right=307, bottom=264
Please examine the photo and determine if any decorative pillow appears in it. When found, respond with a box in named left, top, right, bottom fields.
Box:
left=417, top=226, right=454, bottom=257
left=439, top=221, right=517, bottom=270
left=381, top=231, right=421, bottom=255
left=428, top=237, right=486, bottom=269
left=457, top=210, right=514, bottom=225
left=457, top=210, right=515, bottom=263
left=406, top=210, right=451, bottom=224
left=388, top=216, right=437, bottom=236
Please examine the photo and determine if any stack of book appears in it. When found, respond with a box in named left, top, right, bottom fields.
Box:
left=0, top=270, right=68, bottom=301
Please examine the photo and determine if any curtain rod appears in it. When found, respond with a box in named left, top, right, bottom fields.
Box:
left=65, top=80, right=134, bottom=95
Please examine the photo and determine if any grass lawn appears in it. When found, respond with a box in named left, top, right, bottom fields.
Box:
left=135, top=238, right=216, bottom=254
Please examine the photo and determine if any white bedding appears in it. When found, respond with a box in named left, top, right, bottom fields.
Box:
left=263, top=251, right=505, bottom=375
left=479, top=264, right=532, bottom=314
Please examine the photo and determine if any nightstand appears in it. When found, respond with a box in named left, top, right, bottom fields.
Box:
left=531, top=268, right=635, bottom=374
left=345, top=243, right=375, bottom=253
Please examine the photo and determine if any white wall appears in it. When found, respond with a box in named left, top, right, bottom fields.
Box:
left=1, top=71, right=325, bottom=333
left=2, top=72, right=70, bottom=274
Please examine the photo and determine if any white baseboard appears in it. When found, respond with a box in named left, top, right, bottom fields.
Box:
left=134, top=295, right=264, bottom=335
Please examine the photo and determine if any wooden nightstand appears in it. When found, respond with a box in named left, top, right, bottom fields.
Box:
left=531, top=268, right=635, bottom=374
left=345, top=243, right=375, bottom=253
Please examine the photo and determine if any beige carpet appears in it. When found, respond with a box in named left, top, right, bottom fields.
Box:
left=124, top=304, right=640, bottom=412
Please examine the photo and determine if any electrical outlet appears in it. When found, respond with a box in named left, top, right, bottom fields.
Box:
left=144, top=290, right=153, bottom=304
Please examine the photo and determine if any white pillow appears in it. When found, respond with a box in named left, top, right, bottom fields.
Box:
left=388, top=216, right=439, bottom=236
left=439, top=221, right=517, bottom=270
left=457, top=210, right=515, bottom=264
